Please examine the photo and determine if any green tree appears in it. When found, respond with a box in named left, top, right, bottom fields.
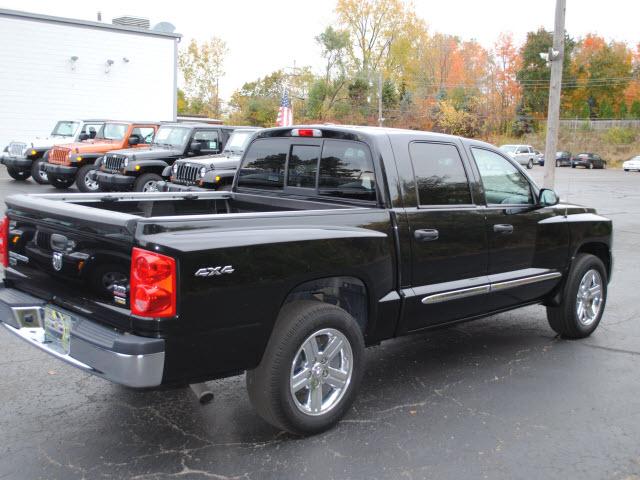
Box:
left=516, top=28, right=575, bottom=116
left=631, top=100, right=640, bottom=119
left=310, top=26, right=350, bottom=119
left=179, top=37, right=227, bottom=117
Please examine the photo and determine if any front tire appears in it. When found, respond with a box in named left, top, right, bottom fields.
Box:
left=246, top=300, right=364, bottom=435
left=588, top=162, right=594, bottom=169
left=547, top=253, right=607, bottom=339
left=6, top=166, right=30, bottom=181
left=49, top=175, right=74, bottom=189
left=527, top=159, right=533, bottom=169
left=134, top=172, right=162, bottom=192
left=31, top=159, right=49, bottom=184
left=76, top=164, right=99, bottom=192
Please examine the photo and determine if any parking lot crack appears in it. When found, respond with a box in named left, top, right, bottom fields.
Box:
left=579, top=343, right=640, bottom=356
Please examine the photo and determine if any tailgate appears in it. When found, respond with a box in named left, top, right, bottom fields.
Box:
left=3, top=193, right=138, bottom=331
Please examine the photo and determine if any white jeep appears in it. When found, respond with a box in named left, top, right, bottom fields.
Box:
left=1, top=119, right=105, bottom=184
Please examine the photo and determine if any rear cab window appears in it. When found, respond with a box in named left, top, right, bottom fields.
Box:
left=237, top=137, right=377, bottom=203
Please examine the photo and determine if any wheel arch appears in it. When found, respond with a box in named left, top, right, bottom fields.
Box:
left=282, top=276, right=370, bottom=337
left=575, top=242, right=612, bottom=280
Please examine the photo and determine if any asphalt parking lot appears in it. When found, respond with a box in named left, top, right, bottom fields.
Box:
left=0, top=166, right=639, bottom=480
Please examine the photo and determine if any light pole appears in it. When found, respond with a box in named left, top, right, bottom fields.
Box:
left=543, top=0, right=566, bottom=189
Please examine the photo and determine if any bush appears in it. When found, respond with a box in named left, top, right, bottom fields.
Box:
left=604, top=127, right=637, bottom=145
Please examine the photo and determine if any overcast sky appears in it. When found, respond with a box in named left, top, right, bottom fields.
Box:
left=2, top=0, right=639, bottom=100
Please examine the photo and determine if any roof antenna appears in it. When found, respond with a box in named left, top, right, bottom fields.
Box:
left=97, top=11, right=102, bottom=22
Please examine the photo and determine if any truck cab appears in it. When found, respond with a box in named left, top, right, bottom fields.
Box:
left=93, top=123, right=236, bottom=192
left=44, top=122, right=159, bottom=191
left=1, top=120, right=105, bottom=185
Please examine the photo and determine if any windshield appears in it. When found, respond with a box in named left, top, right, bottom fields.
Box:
left=153, top=126, right=192, bottom=147
left=101, top=123, right=127, bottom=141
left=51, top=121, right=80, bottom=137
left=499, top=145, right=517, bottom=153
left=223, top=130, right=256, bottom=153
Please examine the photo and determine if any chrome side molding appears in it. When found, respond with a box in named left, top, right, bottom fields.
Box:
left=421, top=272, right=562, bottom=304
left=421, top=285, right=490, bottom=304
left=490, top=272, right=562, bottom=292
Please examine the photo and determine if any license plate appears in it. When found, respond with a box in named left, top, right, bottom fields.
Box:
left=43, top=307, right=73, bottom=355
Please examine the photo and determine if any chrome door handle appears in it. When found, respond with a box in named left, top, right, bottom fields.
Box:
left=493, top=224, right=514, bottom=234
left=414, top=229, right=439, bottom=242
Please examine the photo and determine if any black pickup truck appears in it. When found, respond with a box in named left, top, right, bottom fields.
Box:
left=157, top=127, right=261, bottom=191
left=93, top=123, right=236, bottom=192
left=0, top=126, right=612, bottom=435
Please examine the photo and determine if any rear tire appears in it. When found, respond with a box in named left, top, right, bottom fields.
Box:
left=6, top=166, right=30, bottom=181
left=134, top=173, right=162, bottom=192
left=31, top=159, right=49, bottom=184
left=547, top=253, right=607, bottom=339
left=76, top=164, right=99, bottom=192
left=246, top=300, right=365, bottom=435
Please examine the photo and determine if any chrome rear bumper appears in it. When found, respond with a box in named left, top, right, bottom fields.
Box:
left=0, top=286, right=164, bottom=388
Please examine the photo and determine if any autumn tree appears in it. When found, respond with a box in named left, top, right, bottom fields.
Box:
left=487, top=33, right=521, bottom=132
left=565, top=34, right=633, bottom=118
left=179, top=37, right=228, bottom=117
left=336, top=0, right=407, bottom=74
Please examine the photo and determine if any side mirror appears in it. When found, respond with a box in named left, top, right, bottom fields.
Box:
left=78, top=133, right=90, bottom=141
left=190, top=141, right=202, bottom=153
left=539, top=188, right=559, bottom=207
left=128, top=135, right=140, bottom=146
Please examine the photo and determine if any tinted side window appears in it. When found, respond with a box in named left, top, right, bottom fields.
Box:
left=81, top=123, right=103, bottom=139
left=409, top=142, right=471, bottom=206
left=318, top=140, right=376, bottom=201
left=471, top=148, right=533, bottom=205
left=287, top=145, right=319, bottom=188
left=237, top=138, right=287, bottom=190
left=131, top=127, right=155, bottom=144
left=193, top=130, right=220, bottom=152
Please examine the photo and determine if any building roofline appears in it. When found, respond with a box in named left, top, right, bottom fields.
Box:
left=0, top=8, right=181, bottom=39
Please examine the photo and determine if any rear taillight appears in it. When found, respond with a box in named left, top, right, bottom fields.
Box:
left=130, top=247, right=176, bottom=318
left=0, top=216, right=8, bottom=268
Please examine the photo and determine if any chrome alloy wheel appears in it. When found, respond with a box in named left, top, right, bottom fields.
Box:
left=290, top=328, right=353, bottom=416
left=84, top=172, right=98, bottom=191
left=38, top=163, right=48, bottom=182
left=142, top=181, right=158, bottom=192
left=576, top=269, right=603, bottom=326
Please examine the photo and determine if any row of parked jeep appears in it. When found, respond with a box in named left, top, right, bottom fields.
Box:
left=0, top=119, right=261, bottom=193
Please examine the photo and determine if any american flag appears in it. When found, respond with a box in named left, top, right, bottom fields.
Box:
left=276, top=89, right=293, bottom=127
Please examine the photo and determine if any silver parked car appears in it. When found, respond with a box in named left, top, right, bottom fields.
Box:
left=499, top=144, right=536, bottom=169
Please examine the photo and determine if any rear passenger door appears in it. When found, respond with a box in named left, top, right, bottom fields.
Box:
left=399, top=141, right=489, bottom=333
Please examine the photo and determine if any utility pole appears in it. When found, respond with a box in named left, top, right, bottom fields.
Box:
left=543, top=0, right=566, bottom=189
left=377, top=72, right=384, bottom=127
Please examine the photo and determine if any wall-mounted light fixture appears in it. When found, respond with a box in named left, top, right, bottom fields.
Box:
left=105, top=59, right=114, bottom=73
left=69, top=55, right=79, bottom=71
left=122, top=57, right=130, bottom=63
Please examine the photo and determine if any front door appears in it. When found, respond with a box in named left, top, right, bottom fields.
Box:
left=399, top=141, right=489, bottom=333
left=469, top=147, right=565, bottom=310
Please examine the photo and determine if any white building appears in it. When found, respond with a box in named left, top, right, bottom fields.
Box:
left=0, top=9, right=180, bottom=148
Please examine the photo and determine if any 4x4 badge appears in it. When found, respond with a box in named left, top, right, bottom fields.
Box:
left=52, top=252, right=63, bottom=271
left=195, top=265, right=234, bottom=277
